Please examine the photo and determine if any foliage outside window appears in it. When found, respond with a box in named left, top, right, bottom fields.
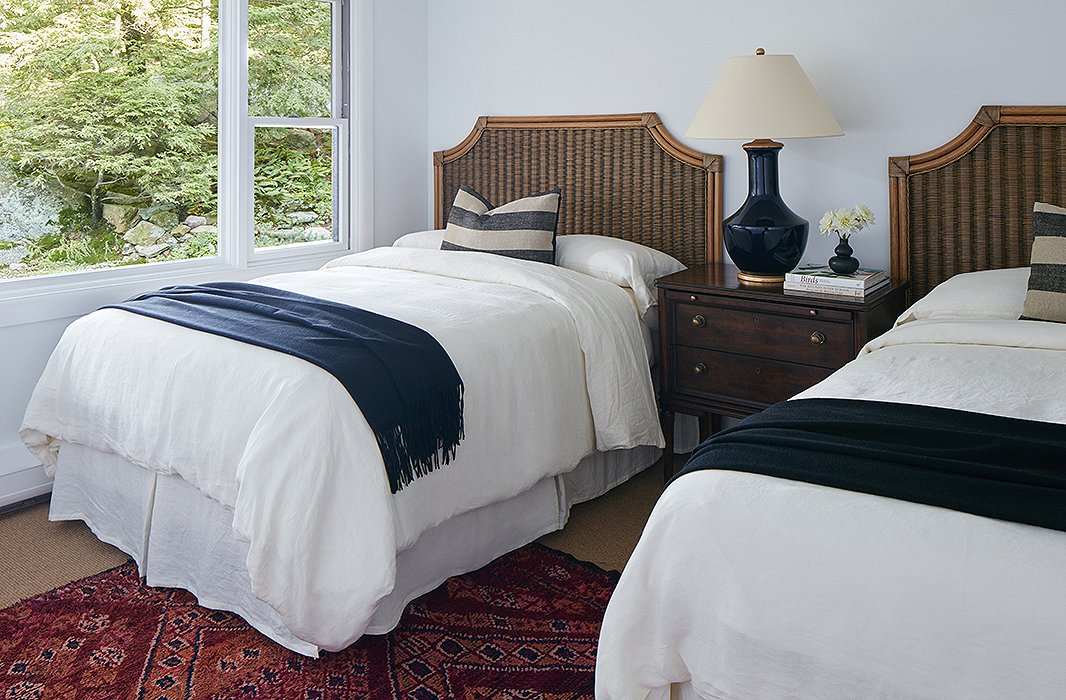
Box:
left=0, top=0, right=340, bottom=281
left=254, top=127, right=334, bottom=247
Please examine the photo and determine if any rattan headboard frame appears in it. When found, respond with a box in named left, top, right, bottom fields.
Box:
left=889, top=105, right=1066, bottom=299
left=433, top=113, right=723, bottom=268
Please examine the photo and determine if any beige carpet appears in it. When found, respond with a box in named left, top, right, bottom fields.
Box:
left=0, top=465, right=664, bottom=608
left=538, top=465, right=663, bottom=572
left=0, top=502, right=128, bottom=607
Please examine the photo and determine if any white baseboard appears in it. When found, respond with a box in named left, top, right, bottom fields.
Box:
left=0, top=440, right=37, bottom=477
left=0, top=462, right=51, bottom=509
left=0, top=441, right=51, bottom=508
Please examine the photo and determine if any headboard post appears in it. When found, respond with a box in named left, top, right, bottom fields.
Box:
left=889, top=105, right=1066, bottom=299
left=433, top=113, right=723, bottom=268
left=887, top=156, right=910, bottom=286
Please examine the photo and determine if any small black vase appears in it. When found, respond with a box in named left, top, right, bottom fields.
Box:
left=828, top=236, right=860, bottom=275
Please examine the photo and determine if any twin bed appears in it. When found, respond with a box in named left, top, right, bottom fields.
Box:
left=597, top=106, right=1066, bottom=699
left=20, top=114, right=721, bottom=656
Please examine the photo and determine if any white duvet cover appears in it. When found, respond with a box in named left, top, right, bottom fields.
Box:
left=21, top=247, right=662, bottom=652
left=597, top=273, right=1066, bottom=699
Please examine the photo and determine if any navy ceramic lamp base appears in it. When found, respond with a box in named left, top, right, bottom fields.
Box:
left=724, top=140, right=808, bottom=283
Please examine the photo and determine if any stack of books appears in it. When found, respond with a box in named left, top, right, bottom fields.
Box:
left=783, top=265, right=889, bottom=300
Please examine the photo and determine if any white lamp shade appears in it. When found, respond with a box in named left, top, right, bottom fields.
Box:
left=686, top=52, right=844, bottom=140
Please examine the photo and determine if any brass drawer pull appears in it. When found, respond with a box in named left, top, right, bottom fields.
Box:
left=810, top=331, right=826, bottom=345
left=691, top=314, right=706, bottom=328
left=693, top=362, right=707, bottom=376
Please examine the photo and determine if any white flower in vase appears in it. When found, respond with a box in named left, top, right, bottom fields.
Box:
left=818, top=204, right=875, bottom=275
left=819, top=204, right=875, bottom=241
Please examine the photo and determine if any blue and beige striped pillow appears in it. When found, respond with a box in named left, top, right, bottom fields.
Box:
left=441, top=185, right=561, bottom=264
left=1021, top=202, right=1066, bottom=323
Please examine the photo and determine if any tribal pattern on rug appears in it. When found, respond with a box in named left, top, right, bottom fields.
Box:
left=0, top=544, right=617, bottom=699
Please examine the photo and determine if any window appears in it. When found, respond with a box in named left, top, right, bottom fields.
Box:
left=247, top=0, right=347, bottom=252
left=0, top=0, right=349, bottom=282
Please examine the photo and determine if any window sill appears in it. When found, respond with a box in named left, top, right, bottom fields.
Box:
left=0, top=247, right=353, bottom=329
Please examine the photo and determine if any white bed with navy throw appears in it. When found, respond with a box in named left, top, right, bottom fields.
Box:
left=597, top=268, right=1066, bottom=699
left=20, top=113, right=723, bottom=656
left=596, top=106, right=1066, bottom=700
left=22, top=246, right=662, bottom=654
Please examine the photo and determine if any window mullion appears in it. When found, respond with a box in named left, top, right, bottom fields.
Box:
left=331, top=1, right=346, bottom=250
left=331, top=0, right=344, bottom=120
left=247, top=117, right=344, bottom=129
left=237, top=0, right=254, bottom=267
left=219, top=0, right=249, bottom=269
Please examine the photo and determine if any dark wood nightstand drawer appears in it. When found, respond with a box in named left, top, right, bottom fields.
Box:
left=655, top=262, right=910, bottom=481
left=673, top=301, right=854, bottom=369
left=673, top=346, right=835, bottom=405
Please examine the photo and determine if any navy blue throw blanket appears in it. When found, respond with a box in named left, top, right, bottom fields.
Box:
left=107, top=282, right=464, bottom=493
left=675, top=398, right=1066, bottom=532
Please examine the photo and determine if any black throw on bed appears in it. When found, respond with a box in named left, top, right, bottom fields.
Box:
left=675, top=398, right=1066, bottom=532
left=107, top=282, right=464, bottom=493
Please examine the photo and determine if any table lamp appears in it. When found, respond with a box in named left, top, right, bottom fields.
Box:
left=687, top=48, right=843, bottom=283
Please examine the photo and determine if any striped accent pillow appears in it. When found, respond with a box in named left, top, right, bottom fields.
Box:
left=1021, top=202, right=1066, bottom=323
left=442, top=185, right=561, bottom=264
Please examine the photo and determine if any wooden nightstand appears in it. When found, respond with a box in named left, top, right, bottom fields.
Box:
left=656, top=262, right=909, bottom=478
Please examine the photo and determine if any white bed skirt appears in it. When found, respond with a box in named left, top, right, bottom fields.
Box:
left=49, top=441, right=658, bottom=656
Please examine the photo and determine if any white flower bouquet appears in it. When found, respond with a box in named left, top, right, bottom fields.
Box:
left=819, top=204, right=875, bottom=240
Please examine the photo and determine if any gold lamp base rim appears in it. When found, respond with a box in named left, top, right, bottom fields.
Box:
left=736, top=271, right=785, bottom=285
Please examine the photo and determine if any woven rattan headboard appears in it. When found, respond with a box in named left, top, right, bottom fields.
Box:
left=889, top=105, right=1066, bottom=299
left=433, top=113, right=723, bottom=268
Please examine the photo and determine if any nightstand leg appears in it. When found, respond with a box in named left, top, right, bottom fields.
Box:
left=698, top=413, right=722, bottom=442
left=661, top=410, right=675, bottom=482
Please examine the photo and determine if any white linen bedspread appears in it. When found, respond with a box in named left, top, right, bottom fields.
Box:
left=21, top=247, right=662, bottom=652
left=596, top=316, right=1066, bottom=700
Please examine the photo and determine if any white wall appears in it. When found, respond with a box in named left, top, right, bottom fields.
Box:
left=0, top=0, right=431, bottom=507
left=425, top=0, right=1066, bottom=269
left=0, top=317, right=73, bottom=505
left=372, top=0, right=428, bottom=246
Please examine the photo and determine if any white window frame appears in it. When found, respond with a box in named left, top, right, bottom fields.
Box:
left=241, top=0, right=350, bottom=265
left=0, top=0, right=364, bottom=323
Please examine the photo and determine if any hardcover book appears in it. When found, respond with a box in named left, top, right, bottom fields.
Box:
left=784, top=264, right=887, bottom=289
left=783, top=277, right=890, bottom=300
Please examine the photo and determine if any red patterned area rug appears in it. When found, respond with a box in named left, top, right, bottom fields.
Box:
left=0, top=544, right=617, bottom=699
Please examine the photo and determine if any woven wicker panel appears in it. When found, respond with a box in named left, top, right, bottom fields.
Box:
left=438, top=123, right=713, bottom=268
left=906, top=124, right=1066, bottom=298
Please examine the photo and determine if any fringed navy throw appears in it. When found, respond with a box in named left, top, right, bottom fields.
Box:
left=107, top=282, right=464, bottom=492
left=675, top=398, right=1066, bottom=532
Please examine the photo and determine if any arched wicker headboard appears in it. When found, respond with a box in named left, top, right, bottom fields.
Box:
left=433, top=113, right=723, bottom=268
left=889, top=105, right=1066, bottom=299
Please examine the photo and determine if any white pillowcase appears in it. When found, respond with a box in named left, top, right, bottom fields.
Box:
left=392, top=230, right=446, bottom=249
left=896, top=267, right=1030, bottom=326
left=391, top=230, right=684, bottom=318
left=555, top=235, right=685, bottom=316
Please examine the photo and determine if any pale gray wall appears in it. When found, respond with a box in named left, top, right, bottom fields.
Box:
left=373, top=0, right=428, bottom=246
left=425, top=0, right=1066, bottom=270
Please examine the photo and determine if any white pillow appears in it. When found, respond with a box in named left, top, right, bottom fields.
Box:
left=617, top=286, right=660, bottom=332
left=392, top=230, right=446, bottom=249
left=555, top=235, right=685, bottom=315
left=896, top=267, right=1030, bottom=326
